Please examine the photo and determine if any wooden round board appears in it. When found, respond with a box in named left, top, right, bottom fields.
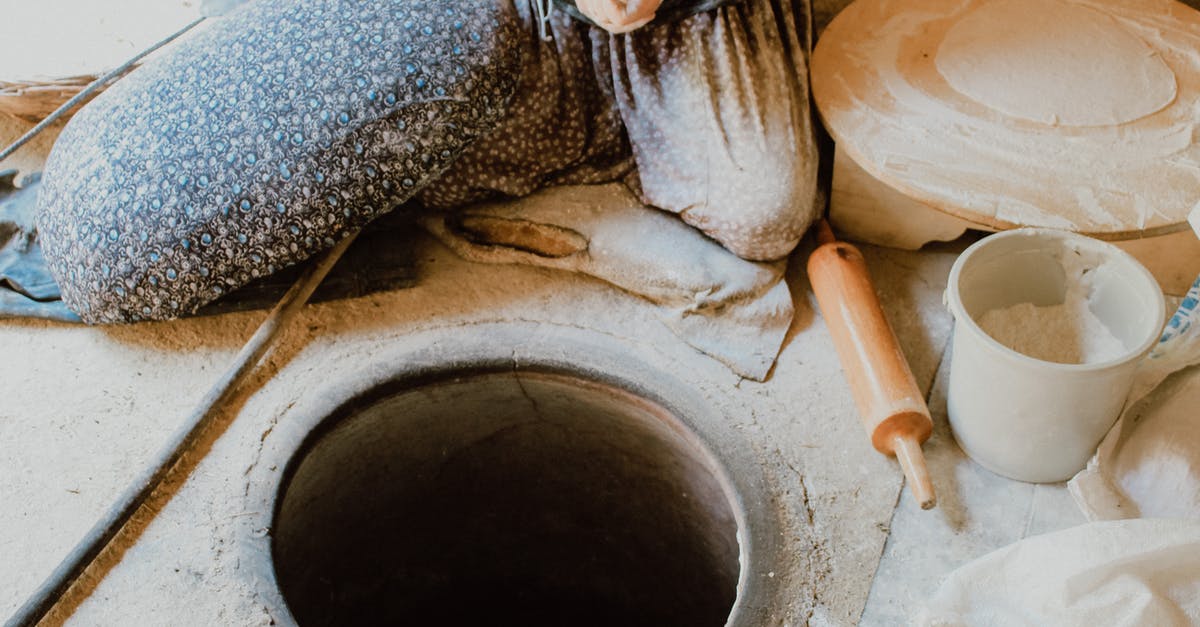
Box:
left=811, top=0, right=1200, bottom=240
left=0, top=0, right=201, bottom=121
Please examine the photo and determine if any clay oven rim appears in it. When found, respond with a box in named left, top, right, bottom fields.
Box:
left=259, top=349, right=769, bottom=626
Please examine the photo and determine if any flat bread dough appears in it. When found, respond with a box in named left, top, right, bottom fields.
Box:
left=936, top=0, right=1177, bottom=127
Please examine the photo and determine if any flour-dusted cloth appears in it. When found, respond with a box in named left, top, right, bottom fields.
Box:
left=1069, top=204, right=1200, bottom=520
left=421, top=184, right=792, bottom=380
left=1069, top=276, right=1200, bottom=521
left=918, top=519, right=1200, bottom=627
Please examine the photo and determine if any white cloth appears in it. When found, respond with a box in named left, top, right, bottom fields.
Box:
left=918, top=519, right=1200, bottom=627
left=1069, top=275, right=1200, bottom=521
left=421, top=184, right=793, bottom=380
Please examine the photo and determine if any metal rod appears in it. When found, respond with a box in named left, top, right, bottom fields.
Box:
left=5, top=232, right=359, bottom=627
left=0, top=17, right=206, bottom=163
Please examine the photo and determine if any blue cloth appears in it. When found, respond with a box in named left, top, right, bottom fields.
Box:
left=0, top=170, right=78, bottom=321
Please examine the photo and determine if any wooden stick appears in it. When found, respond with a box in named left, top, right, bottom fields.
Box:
left=893, top=434, right=936, bottom=509
left=807, top=221, right=937, bottom=510
left=5, top=232, right=359, bottom=627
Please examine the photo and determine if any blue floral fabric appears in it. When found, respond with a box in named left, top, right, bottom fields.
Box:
left=37, top=0, right=523, bottom=323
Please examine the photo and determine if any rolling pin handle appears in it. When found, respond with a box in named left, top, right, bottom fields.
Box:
left=815, top=219, right=837, bottom=245
left=893, top=434, right=936, bottom=510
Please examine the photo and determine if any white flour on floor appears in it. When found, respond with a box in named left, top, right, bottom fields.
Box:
left=978, top=257, right=1127, bottom=365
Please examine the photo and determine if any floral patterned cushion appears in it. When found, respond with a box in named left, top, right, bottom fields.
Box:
left=38, top=0, right=522, bottom=323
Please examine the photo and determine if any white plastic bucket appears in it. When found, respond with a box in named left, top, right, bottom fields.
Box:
left=945, top=229, right=1165, bottom=483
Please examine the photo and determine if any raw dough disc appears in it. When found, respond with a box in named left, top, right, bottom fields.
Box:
left=812, top=0, right=1200, bottom=237
left=936, top=0, right=1177, bottom=127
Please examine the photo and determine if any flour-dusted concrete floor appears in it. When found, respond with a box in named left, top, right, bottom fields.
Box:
left=0, top=116, right=1093, bottom=625
left=860, top=351, right=1088, bottom=625
left=0, top=2, right=1117, bottom=619
left=2, top=109, right=964, bottom=625
left=1, top=228, right=959, bottom=626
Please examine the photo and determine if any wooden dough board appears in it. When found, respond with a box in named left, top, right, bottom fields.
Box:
left=831, top=146, right=1200, bottom=296
left=813, top=0, right=1200, bottom=295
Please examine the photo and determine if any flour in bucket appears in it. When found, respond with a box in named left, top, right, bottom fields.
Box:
left=977, top=253, right=1127, bottom=365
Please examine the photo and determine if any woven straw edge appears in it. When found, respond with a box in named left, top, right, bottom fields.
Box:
left=0, top=75, right=100, bottom=122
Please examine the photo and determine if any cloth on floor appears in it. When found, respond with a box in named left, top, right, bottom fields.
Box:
left=917, top=519, right=1200, bottom=627
left=1, top=172, right=57, bottom=301
left=1069, top=275, right=1200, bottom=521
left=36, top=0, right=524, bottom=324
left=421, top=0, right=821, bottom=262
left=0, top=170, right=77, bottom=321
left=421, top=183, right=793, bottom=381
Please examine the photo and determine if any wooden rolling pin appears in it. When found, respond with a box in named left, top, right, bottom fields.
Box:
left=807, top=221, right=936, bottom=510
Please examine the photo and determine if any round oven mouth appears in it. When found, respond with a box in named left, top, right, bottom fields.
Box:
left=270, top=368, right=744, bottom=627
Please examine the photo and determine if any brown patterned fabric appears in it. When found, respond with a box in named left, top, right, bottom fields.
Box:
left=416, top=4, right=634, bottom=210
left=425, top=0, right=819, bottom=261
